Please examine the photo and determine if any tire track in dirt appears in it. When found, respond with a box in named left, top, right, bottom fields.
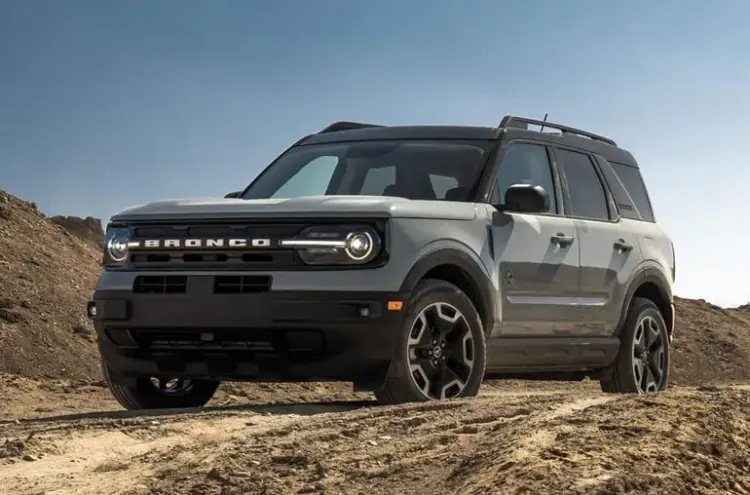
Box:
left=1, top=386, right=749, bottom=494
left=0, top=391, right=579, bottom=494
left=0, top=414, right=302, bottom=494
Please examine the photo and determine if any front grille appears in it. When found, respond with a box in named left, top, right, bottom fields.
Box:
left=129, top=251, right=294, bottom=268
left=127, top=222, right=305, bottom=271
left=133, top=275, right=187, bottom=294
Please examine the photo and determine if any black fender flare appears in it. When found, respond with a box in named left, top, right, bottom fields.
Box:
left=400, top=248, right=498, bottom=335
left=616, top=264, right=674, bottom=337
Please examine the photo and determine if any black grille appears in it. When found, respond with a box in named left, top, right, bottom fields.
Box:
left=129, top=251, right=291, bottom=266
left=133, top=276, right=187, bottom=294
left=214, top=275, right=272, bottom=294
left=127, top=222, right=305, bottom=271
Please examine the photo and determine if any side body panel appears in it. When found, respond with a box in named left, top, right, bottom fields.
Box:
left=491, top=211, right=581, bottom=336
left=574, top=218, right=645, bottom=336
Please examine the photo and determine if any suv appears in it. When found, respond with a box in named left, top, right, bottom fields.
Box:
left=87, top=115, right=676, bottom=410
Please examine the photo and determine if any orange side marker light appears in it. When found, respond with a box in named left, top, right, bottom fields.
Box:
left=387, top=301, right=404, bottom=311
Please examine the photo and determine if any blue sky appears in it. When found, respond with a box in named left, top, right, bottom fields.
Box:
left=1, top=0, right=748, bottom=306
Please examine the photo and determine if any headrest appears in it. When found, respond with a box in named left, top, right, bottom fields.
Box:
left=444, top=186, right=470, bottom=201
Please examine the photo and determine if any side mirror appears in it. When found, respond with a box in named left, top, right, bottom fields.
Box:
left=224, top=191, right=241, bottom=199
left=502, top=184, right=549, bottom=213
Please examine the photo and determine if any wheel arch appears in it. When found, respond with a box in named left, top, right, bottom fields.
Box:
left=617, top=265, right=674, bottom=339
left=400, top=248, right=497, bottom=335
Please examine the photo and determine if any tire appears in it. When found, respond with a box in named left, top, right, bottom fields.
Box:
left=375, top=278, right=487, bottom=405
left=102, top=361, right=220, bottom=410
left=600, top=297, right=670, bottom=394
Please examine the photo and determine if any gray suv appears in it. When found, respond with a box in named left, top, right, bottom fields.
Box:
left=87, top=115, right=676, bottom=410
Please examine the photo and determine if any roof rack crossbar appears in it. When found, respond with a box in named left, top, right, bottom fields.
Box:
left=498, top=115, right=617, bottom=146
left=318, top=121, right=383, bottom=134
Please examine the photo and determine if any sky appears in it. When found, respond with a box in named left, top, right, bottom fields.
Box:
left=1, top=0, right=749, bottom=307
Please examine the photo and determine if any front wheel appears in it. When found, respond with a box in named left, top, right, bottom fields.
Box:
left=375, top=279, right=487, bottom=405
left=102, top=362, right=220, bottom=410
left=600, top=297, right=670, bottom=394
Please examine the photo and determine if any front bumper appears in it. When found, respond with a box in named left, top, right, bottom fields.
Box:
left=89, top=281, right=408, bottom=389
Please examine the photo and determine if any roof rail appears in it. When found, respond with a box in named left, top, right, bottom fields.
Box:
left=318, top=121, right=383, bottom=134
left=498, top=115, right=617, bottom=146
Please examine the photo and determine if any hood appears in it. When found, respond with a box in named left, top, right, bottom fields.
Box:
left=110, top=195, right=478, bottom=222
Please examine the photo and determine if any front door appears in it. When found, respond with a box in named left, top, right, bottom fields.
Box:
left=489, top=141, right=581, bottom=336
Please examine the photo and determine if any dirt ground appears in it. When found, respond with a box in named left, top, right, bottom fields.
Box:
left=0, top=376, right=749, bottom=495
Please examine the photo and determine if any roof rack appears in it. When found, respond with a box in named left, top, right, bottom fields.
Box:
left=498, top=115, right=617, bottom=146
left=318, top=121, right=383, bottom=134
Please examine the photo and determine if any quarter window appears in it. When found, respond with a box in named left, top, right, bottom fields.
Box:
left=493, top=143, right=557, bottom=213
left=610, top=162, right=655, bottom=222
left=556, top=149, right=609, bottom=220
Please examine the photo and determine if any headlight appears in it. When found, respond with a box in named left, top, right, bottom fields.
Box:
left=104, top=226, right=132, bottom=265
left=280, top=225, right=382, bottom=266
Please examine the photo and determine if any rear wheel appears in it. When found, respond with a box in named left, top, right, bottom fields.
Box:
left=102, top=362, right=220, bottom=410
left=600, top=297, right=670, bottom=394
left=375, top=279, right=487, bottom=405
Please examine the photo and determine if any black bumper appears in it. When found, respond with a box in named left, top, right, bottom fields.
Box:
left=89, top=287, right=408, bottom=388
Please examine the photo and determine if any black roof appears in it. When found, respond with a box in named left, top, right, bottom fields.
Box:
left=300, top=116, right=639, bottom=168
left=303, top=125, right=499, bottom=144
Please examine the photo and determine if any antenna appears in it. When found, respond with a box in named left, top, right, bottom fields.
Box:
left=539, top=113, right=548, bottom=132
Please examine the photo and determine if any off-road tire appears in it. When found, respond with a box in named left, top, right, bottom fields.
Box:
left=375, top=278, right=487, bottom=405
left=102, top=361, right=220, bottom=410
left=600, top=297, right=670, bottom=394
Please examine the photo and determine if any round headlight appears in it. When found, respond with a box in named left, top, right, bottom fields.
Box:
left=344, top=232, right=374, bottom=261
left=107, top=234, right=130, bottom=263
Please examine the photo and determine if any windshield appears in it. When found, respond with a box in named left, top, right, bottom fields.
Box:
left=241, top=140, right=489, bottom=201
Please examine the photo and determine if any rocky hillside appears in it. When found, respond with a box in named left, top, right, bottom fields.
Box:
left=0, top=187, right=749, bottom=387
left=0, top=189, right=101, bottom=380
left=49, top=215, right=104, bottom=249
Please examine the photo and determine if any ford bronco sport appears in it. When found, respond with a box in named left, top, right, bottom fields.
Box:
left=88, top=115, right=676, bottom=410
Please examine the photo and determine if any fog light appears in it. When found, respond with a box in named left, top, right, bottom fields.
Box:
left=87, top=302, right=97, bottom=318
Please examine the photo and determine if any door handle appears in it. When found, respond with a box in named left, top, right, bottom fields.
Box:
left=614, top=239, right=633, bottom=252
left=550, top=233, right=574, bottom=247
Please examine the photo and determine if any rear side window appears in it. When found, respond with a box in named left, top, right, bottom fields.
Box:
left=610, top=162, right=655, bottom=222
left=555, top=149, right=610, bottom=221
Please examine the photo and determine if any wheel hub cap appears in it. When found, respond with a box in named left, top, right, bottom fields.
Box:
left=406, top=302, right=475, bottom=400
left=631, top=315, right=667, bottom=393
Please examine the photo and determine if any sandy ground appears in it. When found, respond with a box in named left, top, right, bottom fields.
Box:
left=1, top=376, right=749, bottom=495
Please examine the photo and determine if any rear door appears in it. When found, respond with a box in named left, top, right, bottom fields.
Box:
left=489, top=141, right=581, bottom=336
left=553, top=148, right=641, bottom=336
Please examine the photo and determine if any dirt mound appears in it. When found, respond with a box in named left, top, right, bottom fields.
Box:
left=671, top=297, right=750, bottom=385
left=49, top=215, right=104, bottom=249
left=0, top=189, right=101, bottom=380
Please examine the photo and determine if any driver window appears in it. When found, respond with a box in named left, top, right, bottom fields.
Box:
left=492, top=142, right=557, bottom=213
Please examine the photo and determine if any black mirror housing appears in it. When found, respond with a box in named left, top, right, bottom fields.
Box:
left=224, top=191, right=241, bottom=199
left=502, top=184, right=549, bottom=213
